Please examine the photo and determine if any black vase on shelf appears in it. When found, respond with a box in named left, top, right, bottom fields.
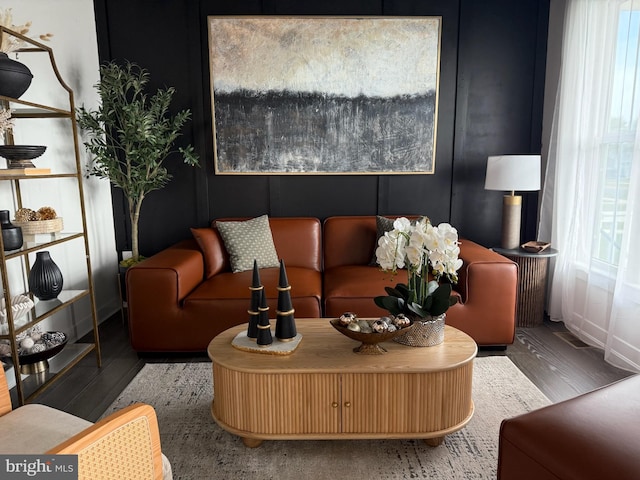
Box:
left=0, top=209, right=23, bottom=251
left=28, top=251, right=63, bottom=300
left=0, top=53, right=33, bottom=99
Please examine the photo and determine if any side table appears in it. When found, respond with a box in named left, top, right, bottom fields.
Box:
left=492, top=247, right=558, bottom=327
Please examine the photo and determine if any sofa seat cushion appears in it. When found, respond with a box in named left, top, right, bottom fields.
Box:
left=185, top=266, right=322, bottom=318
left=324, top=265, right=408, bottom=318
left=324, top=265, right=463, bottom=319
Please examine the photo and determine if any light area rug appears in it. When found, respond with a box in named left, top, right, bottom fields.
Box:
left=102, top=357, right=549, bottom=480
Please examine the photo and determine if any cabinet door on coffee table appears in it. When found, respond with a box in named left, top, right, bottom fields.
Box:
left=214, top=369, right=341, bottom=435
left=341, top=371, right=473, bottom=434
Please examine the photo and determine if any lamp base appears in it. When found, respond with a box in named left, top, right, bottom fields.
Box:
left=501, top=195, right=522, bottom=250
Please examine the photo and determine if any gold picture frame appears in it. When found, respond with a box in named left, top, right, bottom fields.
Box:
left=208, top=16, right=442, bottom=175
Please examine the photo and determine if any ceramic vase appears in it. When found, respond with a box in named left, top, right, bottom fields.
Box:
left=0, top=209, right=23, bottom=251
left=28, top=251, right=63, bottom=300
left=0, top=53, right=33, bottom=99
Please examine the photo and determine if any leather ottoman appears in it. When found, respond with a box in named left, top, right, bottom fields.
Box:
left=497, top=374, right=640, bottom=480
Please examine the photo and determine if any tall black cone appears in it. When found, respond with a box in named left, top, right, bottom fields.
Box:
left=247, top=259, right=262, bottom=339
left=276, top=259, right=296, bottom=341
left=256, top=289, right=272, bottom=346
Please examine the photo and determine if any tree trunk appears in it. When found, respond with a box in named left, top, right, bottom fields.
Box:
left=129, top=195, right=144, bottom=262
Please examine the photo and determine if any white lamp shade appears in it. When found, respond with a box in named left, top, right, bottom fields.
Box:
left=484, top=155, right=541, bottom=192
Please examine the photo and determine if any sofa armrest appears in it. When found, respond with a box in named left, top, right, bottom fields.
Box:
left=127, top=240, right=204, bottom=350
left=48, top=403, right=167, bottom=480
left=447, top=239, right=518, bottom=345
left=456, top=239, right=517, bottom=304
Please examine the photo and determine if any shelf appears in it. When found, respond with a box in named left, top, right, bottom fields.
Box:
left=6, top=342, right=96, bottom=402
left=0, top=96, right=72, bottom=117
left=0, top=173, right=77, bottom=180
left=3, top=232, right=85, bottom=259
left=0, top=26, right=101, bottom=406
left=0, top=290, right=89, bottom=340
left=34, top=289, right=89, bottom=319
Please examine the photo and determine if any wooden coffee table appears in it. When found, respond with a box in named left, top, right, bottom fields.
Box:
left=207, top=318, right=477, bottom=447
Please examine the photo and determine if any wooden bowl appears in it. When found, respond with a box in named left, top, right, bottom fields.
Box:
left=329, top=318, right=408, bottom=354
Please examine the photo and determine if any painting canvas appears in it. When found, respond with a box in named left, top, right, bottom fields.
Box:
left=208, top=16, right=441, bottom=174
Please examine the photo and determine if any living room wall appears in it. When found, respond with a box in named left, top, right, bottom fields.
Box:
left=93, top=0, right=549, bottom=257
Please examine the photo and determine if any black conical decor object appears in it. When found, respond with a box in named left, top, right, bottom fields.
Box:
left=28, top=251, right=63, bottom=300
left=256, top=289, right=272, bottom=347
left=247, top=259, right=262, bottom=340
left=275, top=259, right=297, bottom=341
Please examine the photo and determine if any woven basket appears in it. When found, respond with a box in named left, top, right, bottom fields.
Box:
left=13, top=217, right=63, bottom=234
left=393, top=314, right=445, bottom=347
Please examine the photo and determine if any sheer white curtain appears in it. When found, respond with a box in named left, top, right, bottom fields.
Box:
left=541, top=0, right=640, bottom=373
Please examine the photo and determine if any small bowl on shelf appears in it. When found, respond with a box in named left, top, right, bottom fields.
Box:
left=330, top=318, right=409, bottom=354
left=0, top=145, right=47, bottom=169
left=18, top=331, right=67, bottom=374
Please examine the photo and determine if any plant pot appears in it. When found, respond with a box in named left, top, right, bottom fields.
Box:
left=0, top=53, right=33, bottom=99
left=393, top=314, right=446, bottom=347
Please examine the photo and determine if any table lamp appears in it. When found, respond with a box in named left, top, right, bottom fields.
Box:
left=484, top=155, right=541, bottom=250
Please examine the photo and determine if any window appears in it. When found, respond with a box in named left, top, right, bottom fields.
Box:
left=594, top=5, right=639, bottom=266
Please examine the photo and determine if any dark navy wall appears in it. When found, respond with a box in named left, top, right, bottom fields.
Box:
left=93, top=0, right=549, bottom=257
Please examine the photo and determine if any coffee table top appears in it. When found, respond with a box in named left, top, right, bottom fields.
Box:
left=208, top=318, right=477, bottom=374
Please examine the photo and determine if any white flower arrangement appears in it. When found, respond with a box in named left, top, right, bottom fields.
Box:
left=374, top=216, right=463, bottom=318
left=0, top=8, right=52, bottom=53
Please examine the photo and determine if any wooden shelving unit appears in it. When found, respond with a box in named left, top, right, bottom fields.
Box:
left=0, top=27, right=101, bottom=405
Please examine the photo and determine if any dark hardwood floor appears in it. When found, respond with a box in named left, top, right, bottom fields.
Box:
left=30, top=311, right=633, bottom=422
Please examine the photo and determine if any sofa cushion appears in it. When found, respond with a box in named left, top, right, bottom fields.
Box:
left=190, top=227, right=223, bottom=279
left=215, top=215, right=280, bottom=273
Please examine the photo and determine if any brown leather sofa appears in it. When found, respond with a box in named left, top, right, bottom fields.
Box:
left=497, top=374, right=640, bottom=480
left=127, top=215, right=517, bottom=352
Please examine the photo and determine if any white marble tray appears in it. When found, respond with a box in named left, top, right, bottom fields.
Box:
left=231, top=329, right=302, bottom=355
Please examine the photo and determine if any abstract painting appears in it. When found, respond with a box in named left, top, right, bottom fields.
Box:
left=208, top=16, right=441, bottom=174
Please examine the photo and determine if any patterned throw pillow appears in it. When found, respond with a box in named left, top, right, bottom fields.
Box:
left=216, top=215, right=280, bottom=273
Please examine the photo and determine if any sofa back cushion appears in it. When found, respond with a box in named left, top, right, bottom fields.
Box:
left=190, top=227, right=229, bottom=278
left=267, top=217, right=322, bottom=271
left=192, top=217, right=322, bottom=279
left=324, top=215, right=420, bottom=269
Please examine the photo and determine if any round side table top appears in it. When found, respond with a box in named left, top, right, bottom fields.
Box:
left=492, top=247, right=559, bottom=258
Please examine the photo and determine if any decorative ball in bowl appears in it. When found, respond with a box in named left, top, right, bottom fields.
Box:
left=330, top=313, right=411, bottom=354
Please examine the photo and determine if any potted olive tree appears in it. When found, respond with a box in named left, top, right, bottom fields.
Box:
left=77, top=61, right=199, bottom=266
